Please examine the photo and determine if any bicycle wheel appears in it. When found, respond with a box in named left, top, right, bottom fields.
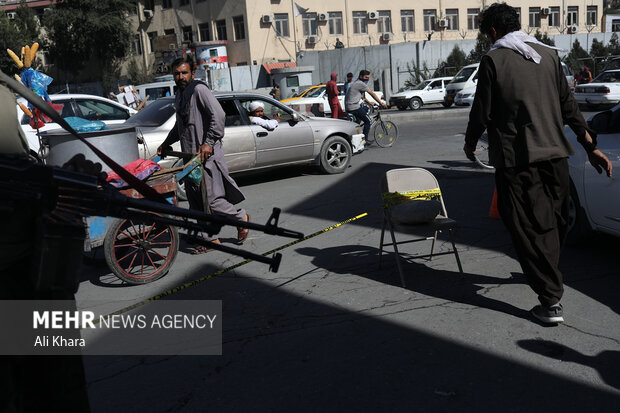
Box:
left=474, top=134, right=494, bottom=169
left=373, top=120, right=398, bottom=147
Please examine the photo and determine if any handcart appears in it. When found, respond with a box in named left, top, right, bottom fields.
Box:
left=85, top=153, right=200, bottom=285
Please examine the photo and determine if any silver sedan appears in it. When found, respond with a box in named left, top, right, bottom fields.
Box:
left=126, top=92, right=363, bottom=176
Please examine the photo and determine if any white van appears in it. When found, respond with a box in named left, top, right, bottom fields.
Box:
left=444, top=63, right=480, bottom=107
left=135, top=80, right=177, bottom=105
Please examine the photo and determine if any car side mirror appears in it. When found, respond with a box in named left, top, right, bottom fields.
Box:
left=292, top=113, right=301, bottom=122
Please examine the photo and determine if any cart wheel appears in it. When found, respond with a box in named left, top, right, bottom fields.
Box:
left=104, top=217, right=179, bottom=284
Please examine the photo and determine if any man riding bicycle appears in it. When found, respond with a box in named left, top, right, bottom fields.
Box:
left=345, top=70, right=387, bottom=141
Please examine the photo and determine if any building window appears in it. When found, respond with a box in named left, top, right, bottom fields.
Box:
left=587, top=6, right=597, bottom=26
left=133, top=34, right=142, bottom=55
left=352, top=11, right=367, bottom=34
left=328, top=12, right=343, bottom=35
left=216, top=19, right=227, bottom=40
left=162, top=0, right=172, bottom=9
left=467, top=8, right=479, bottom=30
left=548, top=7, right=560, bottom=27
left=274, top=13, right=290, bottom=37
left=302, top=12, right=317, bottom=36
left=529, top=7, right=540, bottom=28
left=423, top=10, right=436, bottom=32
left=147, top=31, right=157, bottom=53
left=567, top=6, right=578, bottom=26
left=144, top=0, right=154, bottom=10
left=377, top=11, right=391, bottom=34
left=613, top=19, right=620, bottom=32
left=233, top=15, right=245, bottom=40
left=182, top=26, right=193, bottom=43
left=180, top=0, right=189, bottom=6
left=401, top=10, right=414, bottom=33
left=446, top=9, right=458, bottom=31
left=199, top=23, right=211, bottom=41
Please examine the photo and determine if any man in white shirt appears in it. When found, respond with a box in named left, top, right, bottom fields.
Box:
left=248, top=101, right=280, bottom=131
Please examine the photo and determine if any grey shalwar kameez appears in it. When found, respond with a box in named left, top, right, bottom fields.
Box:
left=166, top=80, right=246, bottom=240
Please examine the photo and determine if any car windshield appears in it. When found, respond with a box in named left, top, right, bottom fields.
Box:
left=125, top=98, right=175, bottom=127
left=412, top=80, right=432, bottom=90
left=306, top=86, right=326, bottom=97
left=592, top=71, right=620, bottom=83
left=451, top=67, right=477, bottom=84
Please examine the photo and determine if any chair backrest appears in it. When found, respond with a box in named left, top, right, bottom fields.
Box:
left=382, top=167, right=449, bottom=216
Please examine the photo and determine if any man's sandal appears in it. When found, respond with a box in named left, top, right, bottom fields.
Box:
left=237, top=214, right=250, bottom=244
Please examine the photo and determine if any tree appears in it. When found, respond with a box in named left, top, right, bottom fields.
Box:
left=534, top=30, right=556, bottom=47
left=433, top=46, right=467, bottom=78
left=589, top=38, right=608, bottom=76
left=466, top=32, right=492, bottom=64
left=126, top=58, right=154, bottom=86
left=0, top=0, right=41, bottom=75
left=44, top=0, right=137, bottom=81
left=608, top=33, right=620, bottom=57
left=564, top=39, right=590, bottom=74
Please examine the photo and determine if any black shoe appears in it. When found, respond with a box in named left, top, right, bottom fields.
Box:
left=530, top=303, right=564, bottom=324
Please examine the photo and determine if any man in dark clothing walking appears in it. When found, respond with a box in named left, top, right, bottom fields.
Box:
left=463, top=3, right=612, bottom=324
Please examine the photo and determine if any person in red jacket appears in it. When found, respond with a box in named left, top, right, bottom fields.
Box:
left=326, top=72, right=345, bottom=119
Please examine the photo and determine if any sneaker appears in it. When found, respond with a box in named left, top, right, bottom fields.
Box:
left=530, top=304, right=564, bottom=324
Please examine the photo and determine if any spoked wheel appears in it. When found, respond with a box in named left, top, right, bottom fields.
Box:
left=474, top=133, right=494, bottom=169
left=104, top=217, right=179, bottom=284
left=374, top=120, right=398, bottom=147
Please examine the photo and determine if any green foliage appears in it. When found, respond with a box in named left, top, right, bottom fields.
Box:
left=0, top=1, right=41, bottom=75
left=589, top=38, right=608, bottom=76
left=402, top=61, right=431, bottom=90
left=608, top=33, right=620, bottom=57
left=433, top=46, right=467, bottom=78
left=44, top=0, right=137, bottom=77
left=126, top=58, right=153, bottom=86
left=564, top=39, right=590, bottom=74
left=534, top=30, right=556, bottom=47
left=466, top=32, right=492, bottom=64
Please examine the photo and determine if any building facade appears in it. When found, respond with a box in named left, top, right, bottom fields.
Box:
left=128, top=0, right=605, bottom=68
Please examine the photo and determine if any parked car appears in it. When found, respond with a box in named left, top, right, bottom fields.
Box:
left=135, top=79, right=177, bottom=105
left=389, top=77, right=453, bottom=110
left=564, top=107, right=620, bottom=241
left=561, top=62, right=575, bottom=90
left=573, top=69, right=620, bottom=108
left=17, top=93, right=137, bottom=156
left=280, top=85, right=322, bottom=103
left=126, top=93, right=364, bottom=178
left=284, top=83, right=385, bottom=117
left=454, top=86, right=476, bottom=107
left=444, top=63, right=480, bottom=108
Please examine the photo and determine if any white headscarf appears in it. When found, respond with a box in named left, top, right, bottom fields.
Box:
left=248, top=101, right=263, bottom=112
left=490, top=30, right=567, bottom=64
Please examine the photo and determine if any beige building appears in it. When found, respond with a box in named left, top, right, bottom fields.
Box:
left=131, top=0, right=604, bottom=68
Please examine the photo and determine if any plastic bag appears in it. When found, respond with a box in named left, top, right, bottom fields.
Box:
left=186, top=159, right=203, bottom=185
left=64, top=117, right=107, bottom=132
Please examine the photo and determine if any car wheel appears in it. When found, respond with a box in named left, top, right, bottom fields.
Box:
left=409, top=97, right=422, bottom=110
left=442, top=101, right=453, bottom=108
left=566, top=181, right=591, bottom=244
left=319, top=136, right=351, bottom=174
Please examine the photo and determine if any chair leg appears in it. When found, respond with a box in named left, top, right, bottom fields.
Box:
left=429, top=230, right=438, bottom=260
left=379, top=215, right=386, bottom=269
left=387, top=221, right=407, bottom=288
left=448, top=229, right=464, bottom=274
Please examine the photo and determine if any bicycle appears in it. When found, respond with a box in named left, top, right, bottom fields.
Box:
left=473, top=132, right=494, bottom=169
left=348, top=104, right=399, bottom=148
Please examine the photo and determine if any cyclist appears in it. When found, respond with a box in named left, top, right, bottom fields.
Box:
left=345, top=70, right=387, bottom=142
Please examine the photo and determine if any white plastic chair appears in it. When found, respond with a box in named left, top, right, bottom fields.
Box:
left=379, top=167, right=463, bottom=287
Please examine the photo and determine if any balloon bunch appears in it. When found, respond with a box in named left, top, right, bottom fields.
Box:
left=7, top=42, right=61, bottom=129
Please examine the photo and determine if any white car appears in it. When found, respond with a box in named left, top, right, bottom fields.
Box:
left=285, top=83, right=385, bottom=117
left=17, top=93, right=137, bottom=156
left=574, top=69, right=620, bottom=108
left=454, top=86, right=476, bottom=107
left=564, top=108, right=620, bottom=241
left=389, top=77, right=453, bottom=110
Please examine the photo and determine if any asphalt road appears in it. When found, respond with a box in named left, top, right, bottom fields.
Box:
left=79, top=109, right=620, bottom=412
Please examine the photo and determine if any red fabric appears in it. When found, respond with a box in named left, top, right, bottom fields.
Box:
left=28, top=103, right=64, bottom=129
left=105, top=158, right=162, bottom=183
left=327, top=73, right=344, bottom=118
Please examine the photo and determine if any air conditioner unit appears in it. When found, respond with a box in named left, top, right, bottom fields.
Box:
left=317, top=13, right=327, bottom=22
left=143, top=9, right=153, bottom=19
left=307, top=35, right=318, bottom=44
left=438, top=19, right=448, bottom=28
left=381, top=33, right=392, bottom=41
left=541, top=8, right=550, bottom=16
left=568, top=24, right=578, bottom=34
left=7, top=12, right=15, bottom=19
left=367, top=11, right=378, bottom=20
left=261, top=14, right=274, bottom=24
